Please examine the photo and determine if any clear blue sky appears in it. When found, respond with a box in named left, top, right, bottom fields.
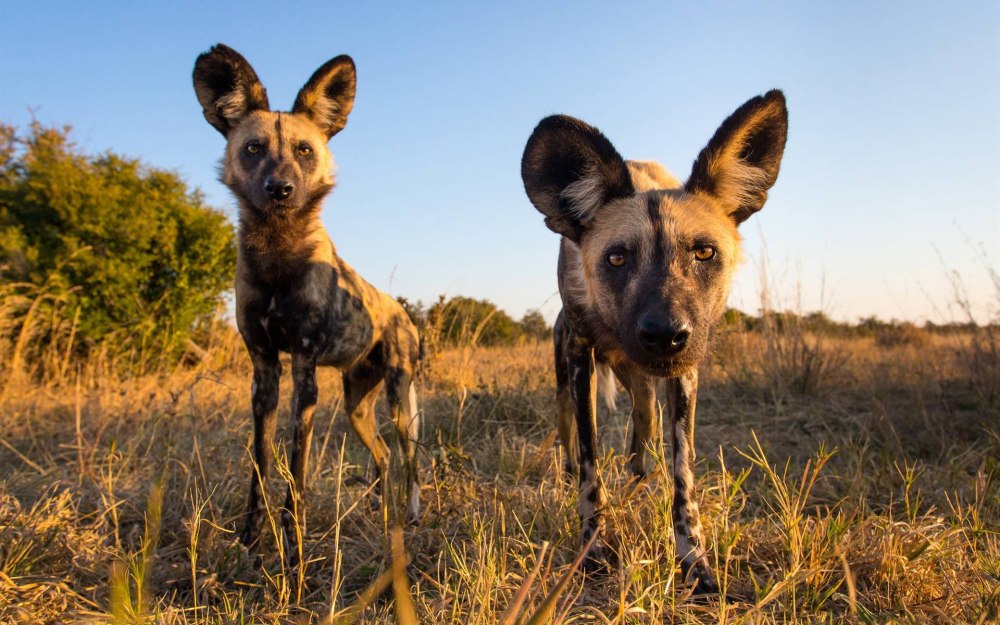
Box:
left=2, top=1, right=998, bottom=323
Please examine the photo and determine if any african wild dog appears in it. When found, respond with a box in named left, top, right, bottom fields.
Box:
left=521, top=91, right=788, bottom=593
left=193, top=44, right=421, bottom=564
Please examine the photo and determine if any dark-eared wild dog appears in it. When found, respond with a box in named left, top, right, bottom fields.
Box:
left=193, top=45, right=421, bottom=565
left=521, top=91, right=787, bottom=593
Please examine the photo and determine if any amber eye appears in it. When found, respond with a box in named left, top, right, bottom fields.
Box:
left=607, top=252, right=626, bottom=268
left=245, top=142, right=261, bottom=155
left=694, top=246, right=717, bottom=261
left=297, top=145, right=312, bottom=157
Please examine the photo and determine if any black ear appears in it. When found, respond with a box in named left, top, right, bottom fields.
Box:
left=193, top=44, right=270, bottom=136
left=685, top=90, right=788, bottom=224
left=521, top=115, right=634, bottom=241
left=293, top=55, right=357, bottom=139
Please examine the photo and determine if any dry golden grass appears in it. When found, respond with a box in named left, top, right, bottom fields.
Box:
left=1, top=319, right=998, bottom=624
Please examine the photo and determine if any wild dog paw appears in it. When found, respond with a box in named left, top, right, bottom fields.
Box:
left=239, top=517, right=261, bottom=549
left=280, top=509, right=304, bottom=568
left=581, top=541, right=614, bottom=576
left=368, top=490, right=383, bottom=514
left=685, top=570, right=746, bottom=604
left=687, top=565, right=720, bottom=595
left=405, top=509, right=421, bottom=528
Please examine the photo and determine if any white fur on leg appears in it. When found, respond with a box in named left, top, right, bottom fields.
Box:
left=407, top=382, right=419, bottom=439
left=596, top=363, right=618, bottom=412
left=406, top=381, right=420, bottom=518
left=408, top=482, right=421, bottom=518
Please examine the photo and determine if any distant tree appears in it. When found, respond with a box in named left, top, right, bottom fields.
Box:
left=856, top=315, right=885, bottom=337
left=396, top=296, right=427, bottom=331
left=722, top=307, right=757, bottom=331
left=804, top=311, right=830, bottom=331
left=0, top=122, right=235, bottom=364
left=759, top=310, right=804, bottom=333
left=427, top=295, right=522, bottom=347
left=519, top=309, right=550, bottom=340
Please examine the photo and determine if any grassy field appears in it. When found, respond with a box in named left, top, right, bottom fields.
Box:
left=1, top=317, right=998, bottom=623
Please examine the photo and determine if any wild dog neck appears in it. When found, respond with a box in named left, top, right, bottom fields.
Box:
left=238, top=212, right=337, bottom=286
left=237, top=197, right=325, bottom=251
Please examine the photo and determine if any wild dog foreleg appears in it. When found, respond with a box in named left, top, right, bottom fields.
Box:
left=669, top=370, right=718, bottom=593
left=282, top=352, right=318, bottom=566
left=242, top=349, right=280, bottom=548
left=566, top=334, right=606, bottom=561
left=554, top=312, right=578, bottom=478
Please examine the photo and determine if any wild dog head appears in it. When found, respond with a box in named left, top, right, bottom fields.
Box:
left=522, top=91, right=787, bottom=376
left=193, top=44, right=356, bottom=220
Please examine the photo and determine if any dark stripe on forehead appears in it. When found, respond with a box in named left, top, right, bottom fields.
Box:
left=646, top=192, right=667, bottom=266
left=275, top=113, right=283, bottom=153
left=646, top=193, right=664, bottom=235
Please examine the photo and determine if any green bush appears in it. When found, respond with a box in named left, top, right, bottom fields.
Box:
left=397, top=295, right=551, bottom=349
left=429, top=296, right=522, bottom=347
left=0, top=122, right=235, bottom=369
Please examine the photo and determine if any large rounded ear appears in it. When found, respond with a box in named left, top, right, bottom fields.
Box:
left=192, top=44, right=270, bottom=136
left=293, top=56, right=356, bottom=139
left=685, top=90, right=788, bottom=224
left=521, top=115, right=634, bottom=242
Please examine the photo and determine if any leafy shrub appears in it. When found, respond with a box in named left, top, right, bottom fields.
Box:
left=0, top=122, right=235, bottom=376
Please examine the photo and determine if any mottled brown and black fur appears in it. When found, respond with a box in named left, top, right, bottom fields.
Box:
left=193, top=44, right=421, bottom=566
left=522, top=91, right=788, bottom=594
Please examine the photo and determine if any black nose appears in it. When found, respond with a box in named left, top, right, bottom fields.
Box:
left=636, top=313, right=690, bottom=355
left=263, top=178, right=294, bottom=200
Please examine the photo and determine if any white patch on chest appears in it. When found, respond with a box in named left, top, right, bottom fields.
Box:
left=260, top=297, right=276, bottom=332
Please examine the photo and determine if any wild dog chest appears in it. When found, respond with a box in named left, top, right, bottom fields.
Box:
left=242, top=260, right=375, bottom=366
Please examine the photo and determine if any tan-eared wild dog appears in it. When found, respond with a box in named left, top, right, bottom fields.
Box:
left=193, top=45, right=421, bottom=565
left=521, top=91, right=787, bottom=593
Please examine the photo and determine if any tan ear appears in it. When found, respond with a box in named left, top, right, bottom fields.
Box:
left=685, top=90, right=788, bottom=224
left=292, top=56, right=356, bottom=139
left=193, top=44, right=270, bottom=136
left=521, top=115, right=635, bottom=242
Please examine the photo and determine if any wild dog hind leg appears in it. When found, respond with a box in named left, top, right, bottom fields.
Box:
left=614, top=365, right=659, bottom=479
